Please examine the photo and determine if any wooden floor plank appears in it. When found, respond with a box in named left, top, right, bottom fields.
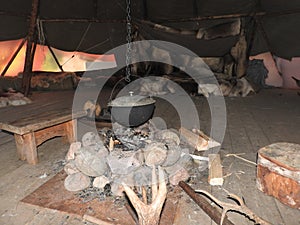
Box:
left=0, top=89, right=299, bottom=225
left=223, top=96, right=283, bottom=225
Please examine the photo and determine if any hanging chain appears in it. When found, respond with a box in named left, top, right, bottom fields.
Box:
left=125, top=0, right=132, bottom=82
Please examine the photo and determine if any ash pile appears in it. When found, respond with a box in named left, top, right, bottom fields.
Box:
left=63, top=120, right=206, bottom=202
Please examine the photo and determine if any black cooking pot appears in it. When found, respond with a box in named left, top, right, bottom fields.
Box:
left=108, top=93, right=156, bottom=127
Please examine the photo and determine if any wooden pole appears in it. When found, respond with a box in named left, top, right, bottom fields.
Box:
left=30, top=41, right=37, bottom=71
left=1, top=38, right=26, bottom=76
left=179, top=181, right=235, bottom=225
left=22, top=0, right=39, bottom=96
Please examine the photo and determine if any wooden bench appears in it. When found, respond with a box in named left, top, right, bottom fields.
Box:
left=0, top=108, right=86, bottom=165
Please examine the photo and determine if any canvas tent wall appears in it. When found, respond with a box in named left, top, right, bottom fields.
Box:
left=1, top=0, right=300, bottom=58
left=1, top=0, right=300, bottom=94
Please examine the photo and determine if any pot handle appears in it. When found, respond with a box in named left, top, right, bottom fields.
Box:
left=108, top=75, right=139, bottom=103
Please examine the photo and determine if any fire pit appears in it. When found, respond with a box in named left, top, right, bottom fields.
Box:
left=63, top=121, right=203, bottom=198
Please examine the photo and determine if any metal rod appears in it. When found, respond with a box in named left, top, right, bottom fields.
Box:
left=1, top=38, right=26, bottom=76
left=179, top=181, right=235, bottom=225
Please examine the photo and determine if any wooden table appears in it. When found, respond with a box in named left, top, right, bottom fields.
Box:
left=0, top=103, right=86, bottom=165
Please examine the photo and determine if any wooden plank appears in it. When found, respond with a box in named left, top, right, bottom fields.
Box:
left=208, top=154, right=224, bottom=186
left=21, top=171, right=179, bottom=225
left=0, top=109, right=86, bottom=135
left=34, top=122, right=65, bottom=146
left=275, top=200, right=300, bottom=225
left=224, top=97, right=284, bottom=225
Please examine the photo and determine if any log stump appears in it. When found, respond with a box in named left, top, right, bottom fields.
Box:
left=257, top=142, right=300, bottom=209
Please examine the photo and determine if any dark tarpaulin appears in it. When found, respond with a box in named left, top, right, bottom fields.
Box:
left=136, top=21, right=239, bottom=57
left=0, top=0, right=300, bottom=59
left=43, top=22, right=127, bottom=54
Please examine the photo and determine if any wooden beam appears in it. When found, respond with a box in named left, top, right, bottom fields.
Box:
left=40, top=18, right=126, bottom=23
left=22, top=0, right=39, bottom=96
left=1, top=38, right=26, bottom=76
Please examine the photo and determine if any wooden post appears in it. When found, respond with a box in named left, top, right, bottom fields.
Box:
left=15, top=132, right=38, bottom=165
left=1, top=38, right=26, bottom=76
left=22, top=0, right=39, bottom=96
left=14, top=134, right=27, bottom=161
left=64, top=119, right=77, bottom=143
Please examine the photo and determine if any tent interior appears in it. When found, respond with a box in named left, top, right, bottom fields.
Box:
left=0, top=1, right=299, bottom=225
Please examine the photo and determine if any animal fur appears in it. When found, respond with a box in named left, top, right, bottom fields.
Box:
left=0, top=88, right=31, bottom=108
left=151, top=19, right=241, bottom=40
left=28, top=72, right=79, bottom=89
left=198, top=83, right=222, bottom=98
left=196, top=19, right=241, bottom=40
left=198, top=77, right=254, bottom=97
left=131, top=32, right=173, bottom=75
left=139, top=76, right=176, bottom=96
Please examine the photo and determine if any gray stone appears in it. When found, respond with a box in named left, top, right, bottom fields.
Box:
left=81, top=132, right=101, bottom=147
left=169, top=167, right=190, bottom=186
left=162, top=146, right=182, bottom=167
left=65, top=142, right=81, bottom=161
left=130, top=166, right=153, bottom=186
left=64, top=172, right=90, bottom=192
left=106, top=153, right=141, bottom=175
left=93, top=175, right=110, bottom=189
left=64, top=160, right=80, bottom=175
left=144, top=142, right=168, bottom=166
left=110, top=181, right=125, bottom=197
left=164, top=154, right=194, bottom=176
left=75, top=147, right=108, bottom=177
left=155, top=129, right=180, bottom=146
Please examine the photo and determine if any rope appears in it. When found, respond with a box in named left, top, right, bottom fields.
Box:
left=61, top=23, right=92, bottom=67
left=36, top=18, right=45, bottom=45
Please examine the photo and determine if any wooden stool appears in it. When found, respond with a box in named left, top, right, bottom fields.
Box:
left=257, top=142, right=300, bottom=209
left=0, top=109, right=86, bottom=165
